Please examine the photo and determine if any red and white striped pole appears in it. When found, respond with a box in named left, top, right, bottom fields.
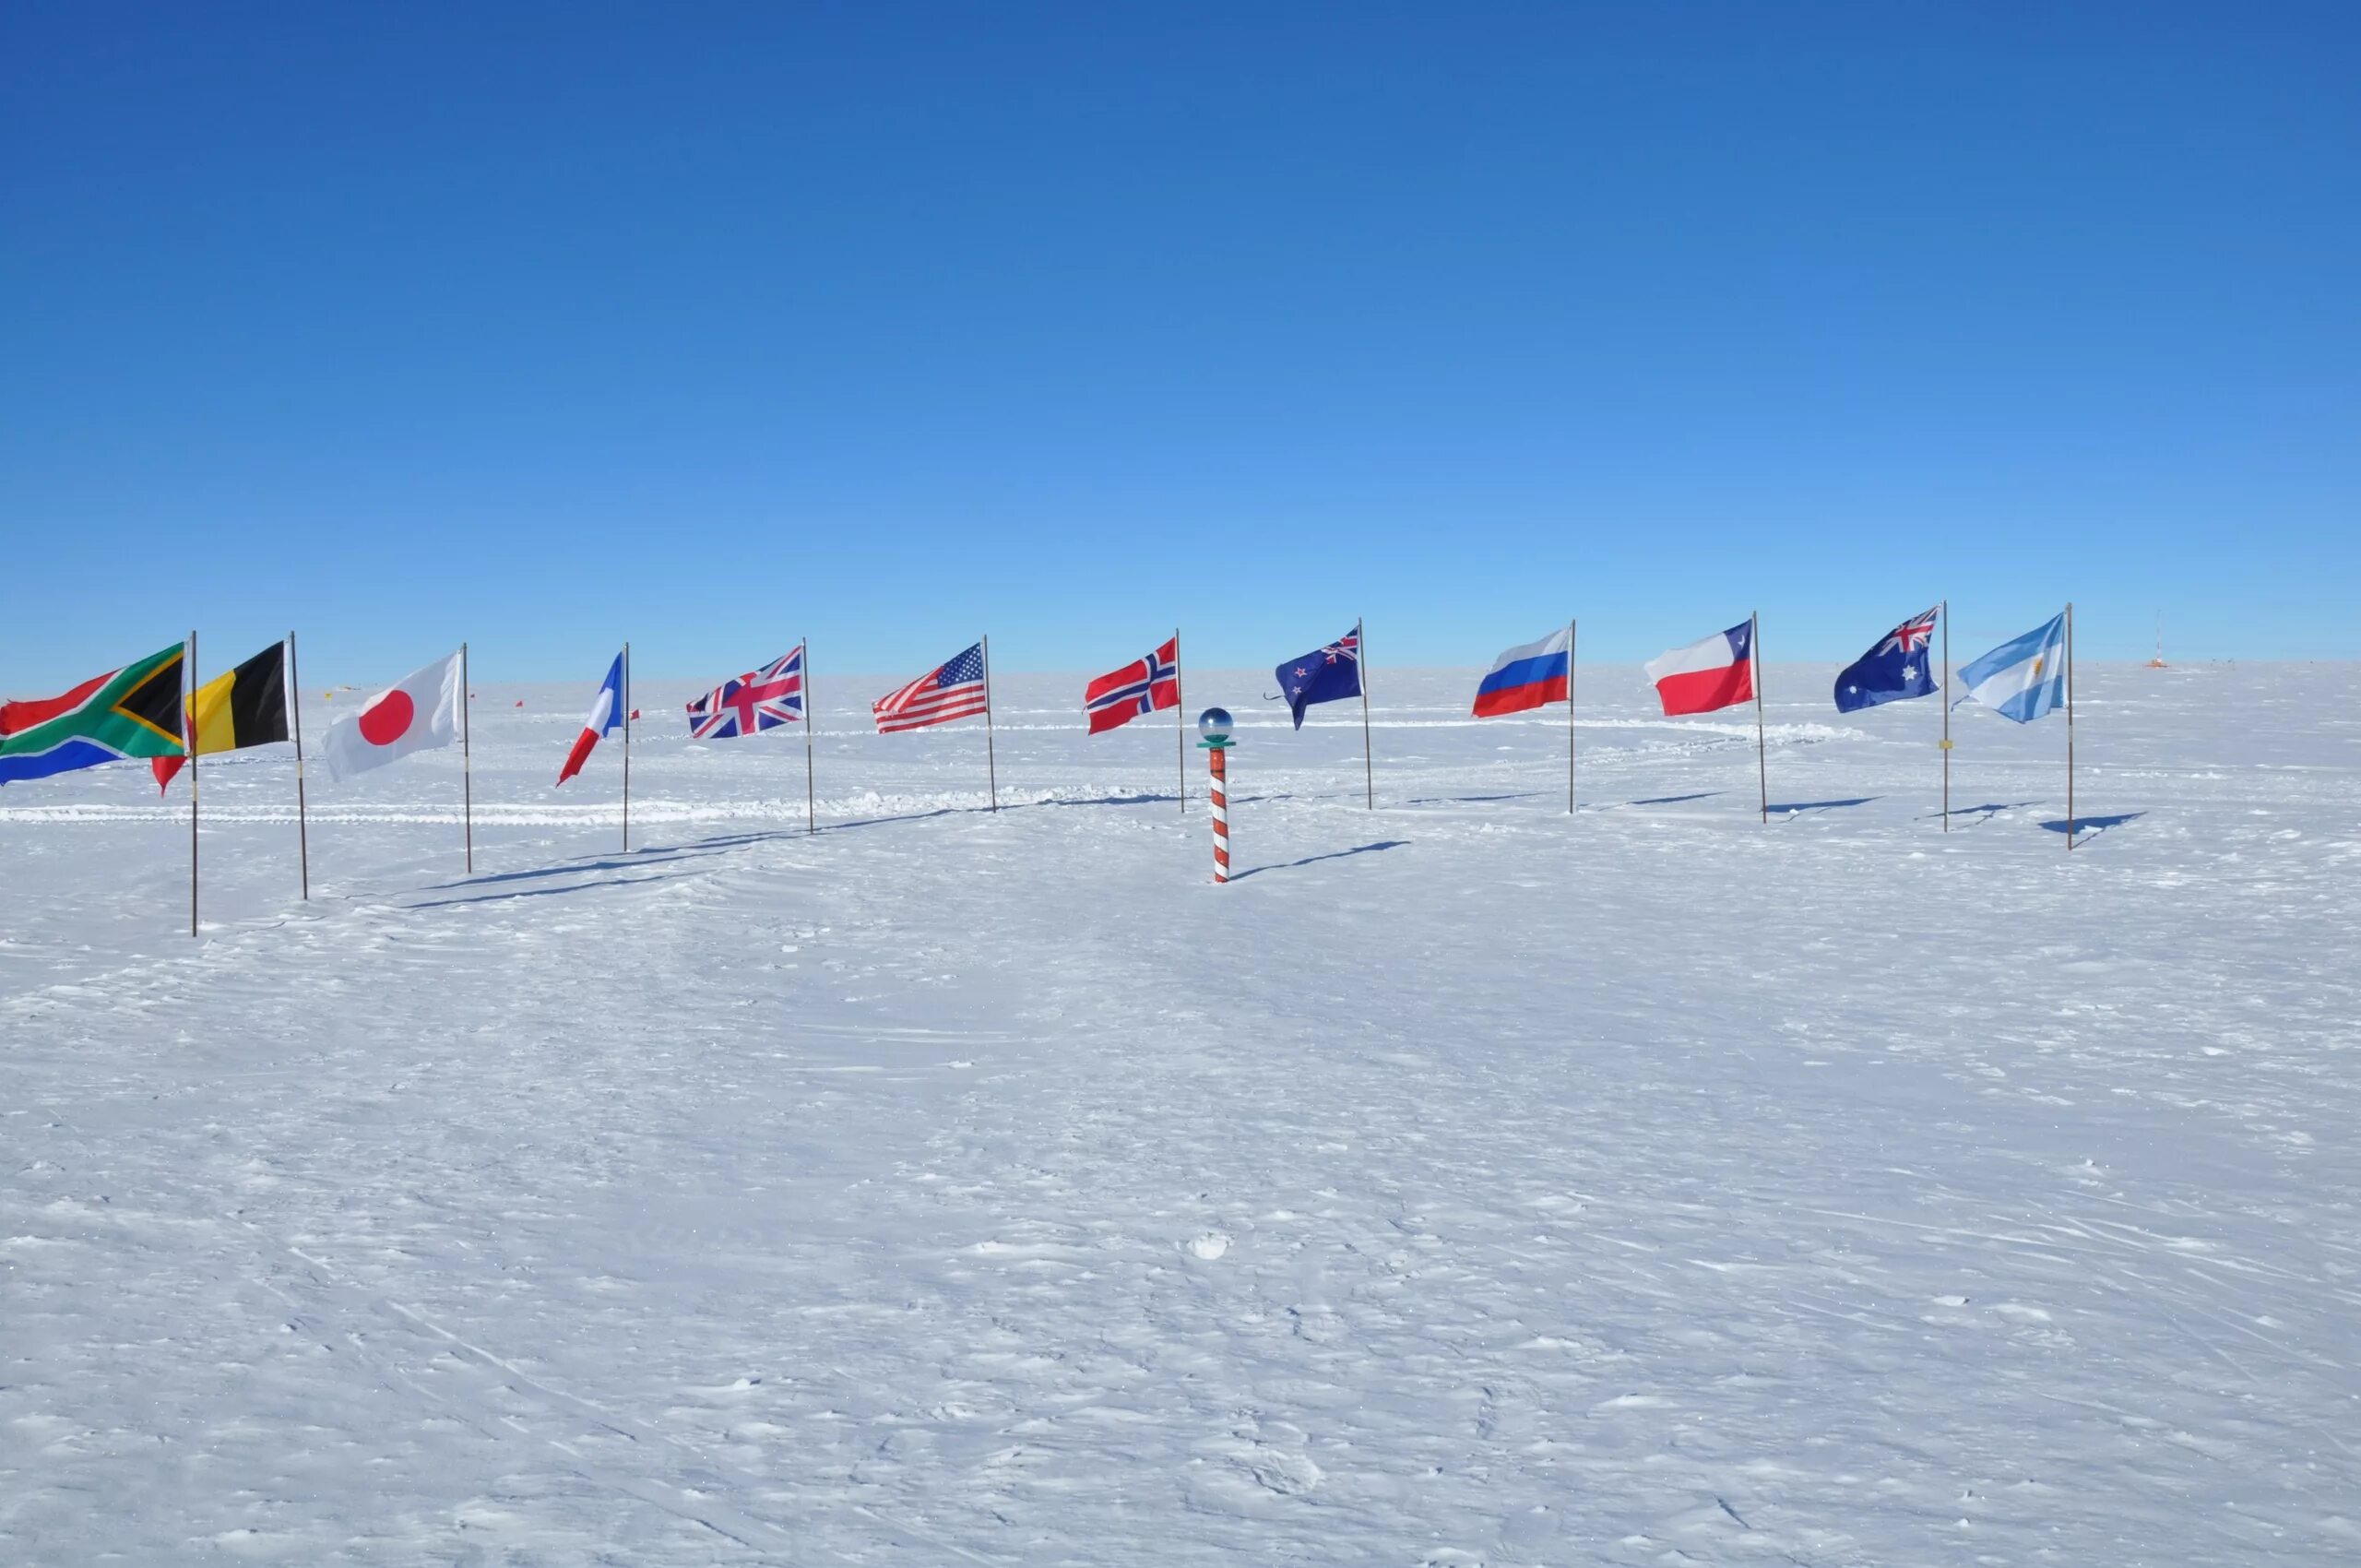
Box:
left=1209, top=748, right=1231, bottom=882
left=1198, top=707, right=1235, bottom=884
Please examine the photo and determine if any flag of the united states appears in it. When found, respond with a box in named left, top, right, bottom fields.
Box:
left=872, top=642, right=991, bottom=732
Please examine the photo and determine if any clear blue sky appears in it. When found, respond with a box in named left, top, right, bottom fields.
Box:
left=4, top=1, right=2354, bottom=686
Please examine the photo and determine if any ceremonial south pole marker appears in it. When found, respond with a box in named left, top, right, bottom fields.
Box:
left=1197, top=707, right=1234, bottom=884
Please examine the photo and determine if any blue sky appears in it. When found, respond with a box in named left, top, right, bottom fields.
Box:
left=4, top=2, right=2355, bottom=686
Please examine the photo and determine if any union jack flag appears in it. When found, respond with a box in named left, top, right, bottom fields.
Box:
left=687, top=646, right=804, bottom=740
left=1085, top=636, right=1180, bottom=735
left=1879, top=609, right=1939, bottom=658
left=1293, top=631, right=1358, bottom=680
left=1833, top=608, right=1940, bottom=714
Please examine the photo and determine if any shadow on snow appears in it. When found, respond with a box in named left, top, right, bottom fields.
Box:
left=673, top=791, right=1192, bottom=852
left=1929, top=800, right=2043, bottom=826
left=1406, top=790, right=1548, bottom=805
left=2044, top=812, right=2146, bottom=837
left=1769, top=797, right=1878, bottom=815
left=404, top=873, right=685, bottom=910
left=423, top=848, right=728, bottom=890
left=1231, top=840, right=1410, bottom=881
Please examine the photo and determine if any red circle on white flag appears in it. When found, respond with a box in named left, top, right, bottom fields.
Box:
left=359, top=690, right=415, bottom=746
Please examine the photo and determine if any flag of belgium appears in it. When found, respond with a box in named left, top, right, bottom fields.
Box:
left=151, top=641, right=293, bottom=790
left=188, top=641, right=291, bottom=754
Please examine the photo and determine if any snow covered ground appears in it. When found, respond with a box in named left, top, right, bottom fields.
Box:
left=4, top=660, right=2357, bottom=1565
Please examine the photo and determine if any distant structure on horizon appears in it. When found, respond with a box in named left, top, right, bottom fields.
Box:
left=2147, top=613, right=2168, bottom=669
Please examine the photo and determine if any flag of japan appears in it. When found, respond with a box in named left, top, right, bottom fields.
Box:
left=320, top=650, right=464, bottom=781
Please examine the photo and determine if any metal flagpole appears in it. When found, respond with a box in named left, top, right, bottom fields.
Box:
left=1751, top=611, right=1767, bottom=823
left=621, top=641, right=632, bottom=854
left=803, top=640, right=815, bottom=835
left=187, top=629, right=199, bottom=937
left=981, top=635, right=999, bottom=813
left=288, top=631, right=311, bottom=897
left=1174, top=626, right=1185, bottom=814
left=1357, top=616, right=1373, bottom=810
left=1567, top=617, right=1577, bottom=814
left=1940, top=600, right=1951, bottom=833
left=461, top=642, right=474, bottom=873
left=2068, top=600, right=2087, bottom=849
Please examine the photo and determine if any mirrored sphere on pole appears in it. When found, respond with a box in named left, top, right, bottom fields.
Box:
left=1197, top=707, right=1233, bottom=745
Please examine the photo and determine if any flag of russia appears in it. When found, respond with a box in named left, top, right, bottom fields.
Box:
left=1472, top=627, right=1572, bottom=718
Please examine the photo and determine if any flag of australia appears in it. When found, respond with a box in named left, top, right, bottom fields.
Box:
left=1833, top=607, right=1940, bottom=713
left=1274, top=628, right=1362, bottom=730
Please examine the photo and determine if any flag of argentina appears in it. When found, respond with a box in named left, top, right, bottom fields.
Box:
left=1955, top=611, right=2068, bottom=723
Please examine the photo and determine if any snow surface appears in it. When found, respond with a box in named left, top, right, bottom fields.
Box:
left=4, top=661, right=2357, bottom=1565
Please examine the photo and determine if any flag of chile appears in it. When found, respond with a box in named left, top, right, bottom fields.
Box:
left=1644, top=620, right=1755, bottom=716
